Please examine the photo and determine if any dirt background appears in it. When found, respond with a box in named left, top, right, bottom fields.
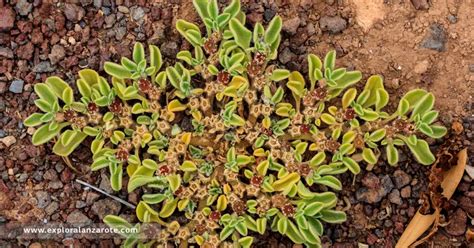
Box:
left=0, top=0, right=473, bottom=247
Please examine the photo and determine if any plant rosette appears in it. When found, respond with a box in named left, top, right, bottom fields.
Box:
left=25, top=0, right=447, bottom=247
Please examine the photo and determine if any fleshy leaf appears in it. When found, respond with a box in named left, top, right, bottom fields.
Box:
left=104, top=62, right=132, bottom=79
left=229, top=18, right=252, bottom=49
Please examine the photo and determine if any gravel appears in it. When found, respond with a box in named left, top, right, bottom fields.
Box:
left=388, top=189, right=402, bottom=205
left=0, top=7, right=15, bottom=30
left=15, top=0, right=32, bottom=16
left=393, top=170, right=411, bottom=188
left=33, top=61, right=56, bottom=73
left=131, top=7, right=145, bottom=22
left=283, top=16, right=301, bottom=35
left=160, top=41, right=179, bottom=58
left=356, top=175, right=394, bottom=203
left=421, top=23, right=447, bottom=52
left=444, top=209, right=467, bottom=236
left=0, top=47, right=14, bottom=58
left=411, top=0, right=430, bottom=10
left=91, top=199, right=122, bottom=219
left=99, top=174, right=114, bottom=194
left=64, top=4, right=85, bottom=22
left=36, top=191, right=51, bottom=208
left=67, top=210, right=92, bottom=225
left=279, top=47, right=297, bottom=65
left=49, top=45, right=66, bottom=65
left=45, top=202, right=59, bottom=215
left=320, top=16, right=347, bottom=34
left=9, top=80, right=24, bottom=93
left=400, top=186, right=411, bottom=198
left=0, top=136, right=16, bottom=147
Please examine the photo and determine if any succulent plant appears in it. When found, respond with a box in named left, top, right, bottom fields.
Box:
left=24, top=0, right=447, bottom=247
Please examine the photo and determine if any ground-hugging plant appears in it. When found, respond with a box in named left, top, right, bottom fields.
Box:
left=24, top=0, right=447, bottom=247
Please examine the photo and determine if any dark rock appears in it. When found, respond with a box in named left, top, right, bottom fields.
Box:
left=48, top=44, right=66, bottom=65
left=246, top=12, right=262, bottom=26
left=444, top=209, right=467, bottom=236
left=0, top=83, right=6, bottom=94
left=100, top=173, right=114, bottom=193
left=362, top=173, right=380, bottom=188
left=468, top=64, right=474, bottom=73
left=283, top=16, right=301, bottom=35
left=0, top=47, right=14, bottom=59
left=104, top=14, right=116, bottom=28
left=36, top=191, right=51, bottom=208
left=33, top=61, right=56, bottom=73
left=300, top=0, right=314, bottom=8
left=279, top=47, right=296, bottom=65
left=411, top=0, right=430, bottom=10
left=45, top=202, right=59, bottom=215
left=75, top=200, right=87, bottom=208
left=320, top=16, right=347, bottom=34
left=64, top=4, right=85, bottom=22
left=86, top=192, right=100, bottom=205
left=400, top=186, right=411, bottom=198
left=43, top=169, right=58, bottom=181
left=91, top=199, right=121, bottom=219
left=48, top=181, right=63, bottom=189
left=0, top=7, right=15, bottom=31
left=160, top=41, right=178, bottom=58
left=264, top=8, right=276, bottom=22
left=459, top=196, right=474, bottom=216
left=393, top=170, right=411, bottom=188
left=17, top=42, right=34, bottom=60
left=356, top=175, right=394, bottom=203
left=388, top=189, right=402, bottom=205
left=67, top=210, right=92, bottom=225
left=367, top=233, right=378, bottom=245
left=114, top=26, right=127, bottom=40
left=420, top=23, right=447, bottom=52
left=80, top=0, right=93, bottom=6
left=447, top=14, right=457, bottom=24
left=131, top=7, right=145, bottom=22
left=94, top=0, right=103, bottom=8
left=9, top=80, right=24, bottom=93
left=15, top=0, right=33, bottom=16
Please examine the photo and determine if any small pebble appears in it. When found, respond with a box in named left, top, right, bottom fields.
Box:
left=9, top=80, right=24, bottom=93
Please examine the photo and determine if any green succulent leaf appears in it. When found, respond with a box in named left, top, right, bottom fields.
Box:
left=229, top=18, right=252, bottom=49
left=32, top=123, right=68, bottom=146
left=386, top=143, right=399, bottom=166
left=324, top=50, right=336, bottom=71
left=149, top=45, right=163, bottom=74
left=411, top=93, right=435, bottom=119
left=238, top=237, right=253, bottom=248
left=319, top=210, right=347, bottom=224
left=220, top=225, right=234, bottom=241
left=314, top=175, right=342, bottom=190
left=133, top=42, right=145, bottom=63
left=34, top=83, right=57, bottom=105
left=53, top=130, right=87, bottom=156
left=405, top=136, right=435, bottom=165
left=362, top=148, right=378, bottom=164
left=264, top=16, right=282, bottom=44
left=45, top=76, right=70, bottom=99
left=24, top=113, right=44, bottom=127
left=271, top=69, right=290, bottom=82
left=304, top=202, right=325, bottom=216
left=104, top=62, right=132, bottom=79
left=342, top=157, right=360, bottom=174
